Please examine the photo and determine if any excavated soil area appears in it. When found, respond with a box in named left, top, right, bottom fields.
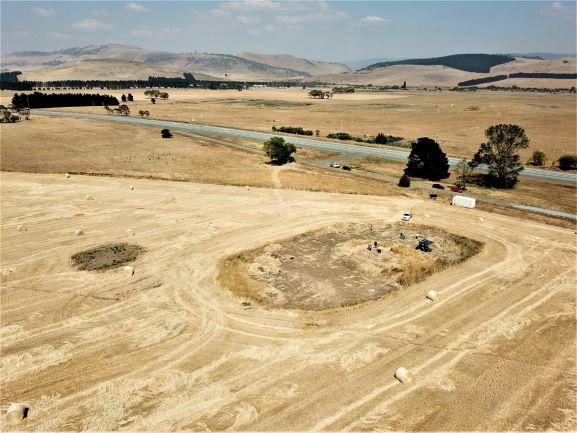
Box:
left=221, top=222, right=483, bottom=310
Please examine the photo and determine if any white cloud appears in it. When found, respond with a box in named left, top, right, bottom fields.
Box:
left=31, top=7, right=55, bottom=18
left=91, top=10, right=109, bottom=17
left=538, top=1, right=576, bottom=22
left=211, top=0, right=347, bottom=30
left=125, top=2, right=150, bottom=13
left=354, top=16, right=392, bottom=27
left=70, top=18, right=113, bottom=32
left=130, top=27, right=177, bottom=39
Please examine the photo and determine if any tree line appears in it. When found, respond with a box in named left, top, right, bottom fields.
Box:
left=459, top=72, right=577, bottom=87
left=0, top=71, right=302, bottom=91
left=11, top=92, right=119, bottom=109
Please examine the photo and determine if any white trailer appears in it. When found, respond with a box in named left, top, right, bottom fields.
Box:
left=452, top=195, right=476, bottom=208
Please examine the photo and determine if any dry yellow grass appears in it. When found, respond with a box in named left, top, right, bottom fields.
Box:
left=347, top=156, right=577, bottom=214
left=0, top=116, right=401, bottom=197
left=6, top=87, right=572, bottom=160
left=1, top=172, right=575, bottom=430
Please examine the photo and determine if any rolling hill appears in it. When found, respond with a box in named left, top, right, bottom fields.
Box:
left=313, top=55, right=577, bottom=88
left=361, top=54, right=516, bottom=73
left=1, top=44, right=312, bottom=81
left=238, top=52, right=350, bottom=75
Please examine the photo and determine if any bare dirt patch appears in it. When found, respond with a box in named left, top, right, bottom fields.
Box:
left=71, top=243, right=145, bottom=271
left=219, top=222, right=482, bottom=310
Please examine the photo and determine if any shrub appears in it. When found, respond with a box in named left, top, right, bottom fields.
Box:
left=272, top=126, right=313, bottom=136
left=398, top=174, right=411, bottom=187
left=263, top=136, right=296, bottom=165
left=530, top=150, right=547, bottom=166
left=327, top=132, right=353, bottom=140
left=374, top=133, right=403, bottom=144
left=558, top=155, right=577, bottom=170
left=161, top=128, right=172, bottom=138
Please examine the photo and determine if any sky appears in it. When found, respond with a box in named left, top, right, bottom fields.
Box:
left=1, top=1, right=575, bottom=62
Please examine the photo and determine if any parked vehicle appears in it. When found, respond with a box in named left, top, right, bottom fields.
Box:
left=329, top=162, right=341, bottom=168
left=342, top=165, right=352, bottom=171
left=452, top=195, right=476, bottom=208
left=416, top=239, right=433, bottom=252
left=430, top=193, right=438, bottom=200
left=432, top=183, right=445, bottom=190
left=450, top=185, right=464, bottom=193
left=401, top=212, right=412, bottom=221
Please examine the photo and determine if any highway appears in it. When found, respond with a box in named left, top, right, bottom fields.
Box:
left=34, top=110, right=577, bottom=185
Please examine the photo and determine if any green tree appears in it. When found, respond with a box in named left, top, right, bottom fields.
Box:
left=127, top=93, right=134, bottom=102
left=121, top=94, right=127, bottom=102
left=118, top=104, right=130, bottom=116
left=530, top=150, right=546, bottom=166
left=398, top=174, right=411, bottom=187
left=404, top=137, right=450, bottom=181
left=471, top=124, right=529, bottom=188
left=263, top=137, right=296, bottom=165
left=308, top=89, right=326, bottom=99
left=455, top=158, right=474, bottom=189
left=161, top=128, right=172, bottom=138
left=558, top=155, right=577, bottom=170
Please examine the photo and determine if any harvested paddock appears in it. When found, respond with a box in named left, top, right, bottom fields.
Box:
left=1, top=173, right=575, bottom=431
left=218, top=222, right=483, bottom=310
left=71, top=243, right=145, bottom=271
left=18, top=87, right=575, bottom=160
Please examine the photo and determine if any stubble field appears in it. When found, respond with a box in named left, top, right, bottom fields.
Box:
left=1, top=172, right=575, bottom=430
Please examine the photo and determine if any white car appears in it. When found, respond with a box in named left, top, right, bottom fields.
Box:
left=329, top=162, right=341, bottom=168
left=401, top=212, right=412, bottom=221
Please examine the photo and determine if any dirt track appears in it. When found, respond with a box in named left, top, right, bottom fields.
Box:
left=1, top=172, right=575, bottom=431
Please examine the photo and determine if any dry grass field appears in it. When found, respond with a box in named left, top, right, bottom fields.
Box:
left=1, top=172, right=575, bottom=430
left=0, top=116, right=400, bottom=197
left=1, top=81, right=576, bottom=431
left=8, top=87, right=572, bottom=161
left=346, top=156, right=577, bottom=214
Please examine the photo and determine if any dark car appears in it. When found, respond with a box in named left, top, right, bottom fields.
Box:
left=432, top=183, right=445, bottom=190
left=450, top=185, right=464, bottom=193
left=342, top=165, right=352, bottom=171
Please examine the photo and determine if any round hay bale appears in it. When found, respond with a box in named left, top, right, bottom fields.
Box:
left=65, top=173, right=71, bottom=178
left=126, top=229, right=135, bottom=236
left=16, top=225, right=26, bottom=232
left=478, top=217, right=484, bottom=222
left=394, top=367, right=412, bottom=384
left=6, top=403, right=28, bottom=425
left=123, top=266, right=134, bottom=276
left=86, top=194, right=94, bottom=201
left=75, top=229, right=85, bottom=237
left=426, top=290, right=438, bottom=301
left=424, top=213, right=430, bottom=218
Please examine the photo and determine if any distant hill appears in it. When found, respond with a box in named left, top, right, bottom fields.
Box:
left=507, top=52, right=577, bottom=60
left=239, top=52, right=350, bottom=75
left=341, top=57, right=401, bottom=69
left=1, top=44, right=315, bottom=81
left=361, top=54, right=516, bottom=73
left=311, top=56, right=577, bottom=88
left=20, top=58, right=183, bottom=81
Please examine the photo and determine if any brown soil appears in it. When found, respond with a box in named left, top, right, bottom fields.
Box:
left=219, top=222, right=482, bottom=310
left=71, top=243, right=145, bottom=271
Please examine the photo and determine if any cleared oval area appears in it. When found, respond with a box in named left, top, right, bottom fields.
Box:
left=218, top=222, right=483, bottom=311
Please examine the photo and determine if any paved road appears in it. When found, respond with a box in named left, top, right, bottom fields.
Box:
left=34, top=110, right=577, bottom=185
